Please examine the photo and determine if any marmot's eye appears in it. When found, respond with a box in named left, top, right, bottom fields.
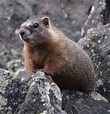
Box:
left=33, top=23, right=39, bottom=28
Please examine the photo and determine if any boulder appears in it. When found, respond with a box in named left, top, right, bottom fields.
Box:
left=0, top=69, right=110, bottom=114
left=78, top=0, right=110, bottom=102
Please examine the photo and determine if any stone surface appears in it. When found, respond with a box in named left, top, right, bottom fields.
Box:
left=78, top=24, right=110, bottom=103
left=81, top=0, right=106, bottom=36
left=0, top=68, right=13, bottom=114
left=4, top=71, right=67, bottom=114
left=78, top=0, right=110, bottom=102
left=15, top=71, right=66, bottom=114
left=62, top=90, right=110, bottom=114
left=0, top=69, right=110, bottom=114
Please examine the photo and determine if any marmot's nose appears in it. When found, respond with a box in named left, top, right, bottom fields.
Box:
left=19, top=28, right=31, bottom=36
left=19, top=28, right=26, bottom=37
left=19, top=28, right=31, bottom=42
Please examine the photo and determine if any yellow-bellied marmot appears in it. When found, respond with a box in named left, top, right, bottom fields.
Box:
left=19, top=16, right=96, bottom=92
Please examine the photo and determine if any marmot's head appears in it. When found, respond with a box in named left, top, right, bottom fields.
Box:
left=19, top=16, right=51, bottom=45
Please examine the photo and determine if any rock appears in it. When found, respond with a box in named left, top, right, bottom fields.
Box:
left=0, top=69, right=109, bottom=114
left=78, top=24, right=110, bottom=102
left=81, top=0, right=110, bottom=37
left=4, top=71, right=66, bottom=114
left=78, top=0, right=110, bottom=102
left=6, top=59, right=24, bottom=75
left=102, top=0, right=110, bottom=24
left=81, top=0, right=106, bottom=37
left=62, top=90, right=110, bottom=114
left=15, top=71, right=66, bottom=114
left=0, top=68, right=13, bottom=114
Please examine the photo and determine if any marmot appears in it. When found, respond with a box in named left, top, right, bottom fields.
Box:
left=19, top=16, right=96, bottom=92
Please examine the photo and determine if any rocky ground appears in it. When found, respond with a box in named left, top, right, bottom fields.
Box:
left=0, top=69, right=110, bottom=114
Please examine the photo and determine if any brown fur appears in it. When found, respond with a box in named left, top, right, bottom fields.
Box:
left=19, top=16, right=96, bottom=92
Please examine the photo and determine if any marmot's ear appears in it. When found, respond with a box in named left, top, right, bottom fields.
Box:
left=41, top=17, right=49, bottom=28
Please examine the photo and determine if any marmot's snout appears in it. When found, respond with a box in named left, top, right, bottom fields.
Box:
left=19, top=27, right=31, bottom=42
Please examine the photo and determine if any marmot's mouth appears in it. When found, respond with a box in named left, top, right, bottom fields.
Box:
left=19, top=34, right=30, bottom=42
left=23, top=37, right=30, bottom=42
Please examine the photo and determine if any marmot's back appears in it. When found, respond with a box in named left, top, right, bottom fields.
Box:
left=51, top=35, right=96, bottom=92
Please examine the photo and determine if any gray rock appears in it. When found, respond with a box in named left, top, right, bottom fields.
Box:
left=62, top=90, right=110, bottom=114
left=0, top=68, right=13, bottom=114
left=78, top=0, right=110, bottom=102
left=78, top=24, right=110, bottom=102
left=15, top=71, right=66, bottom=114
left=81, top=0, right=106, bottom=37
left=0, top=69, right=110, bottom=114
left=3, top=70, right=66, bottom=114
